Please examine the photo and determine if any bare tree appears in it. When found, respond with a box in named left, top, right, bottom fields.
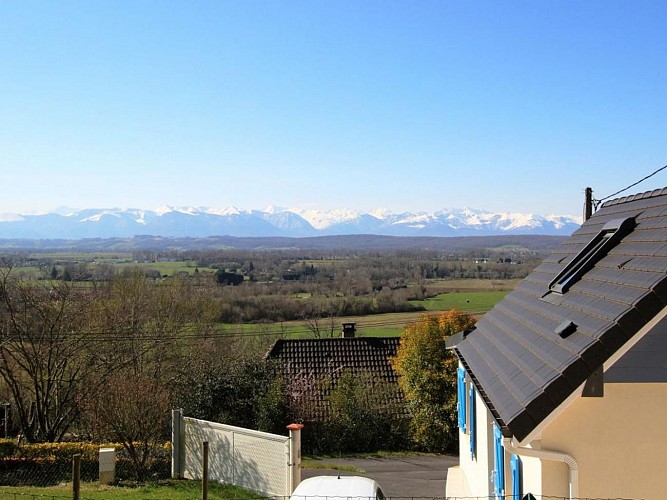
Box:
left=0, top=266, right=209, bottom=443
left=303, top=307, right=337, bottom=338
left=88, top=270, right=213, bottom=380
left=83, top=369, right=170, bottom=480
left=0, top=267, right=108, bottom=442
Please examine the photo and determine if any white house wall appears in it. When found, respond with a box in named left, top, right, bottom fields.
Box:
left=517, top=451, right=545, bottom=498
left=455, top=387, right=495, bottom=498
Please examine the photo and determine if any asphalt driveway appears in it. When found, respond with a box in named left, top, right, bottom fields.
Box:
left=301, top=455, right=458, bottom=498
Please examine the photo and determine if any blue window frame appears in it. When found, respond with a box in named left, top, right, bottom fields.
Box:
left=493, top=424, right=505, bottom=498
left=469, top=383, right=476, bottom=459
left=510, top=454, right=521, bottom=500
left=457, top=366, right=466, bottom=432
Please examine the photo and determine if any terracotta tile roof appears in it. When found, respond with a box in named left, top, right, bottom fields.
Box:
left=453, top=187, right=667, bottom=442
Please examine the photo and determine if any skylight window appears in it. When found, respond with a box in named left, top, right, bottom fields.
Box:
left=549, top=217, right=635, bottom=294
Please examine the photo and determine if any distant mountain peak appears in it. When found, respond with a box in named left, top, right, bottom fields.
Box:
left=0, top=206, right=582, bottom=240
left=290, top=207, right=363, bottom=229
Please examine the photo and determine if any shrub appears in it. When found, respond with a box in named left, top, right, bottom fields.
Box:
left=0, top=439, right=17, bottom=459
left=324, top=370, right=410, bottom=453
left=0, top=441, right=170, bottom=486
left=391, top=309, right=476, bottom=452
left=291, top=370, right=411, bottom=455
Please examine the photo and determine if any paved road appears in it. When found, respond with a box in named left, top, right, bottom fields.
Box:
left=301, top=455, right=458, bottom=498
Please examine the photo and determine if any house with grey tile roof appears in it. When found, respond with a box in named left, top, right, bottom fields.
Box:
left=265, top=326, right=403, bottom=422
left=446, top=188, right=667, bottom=500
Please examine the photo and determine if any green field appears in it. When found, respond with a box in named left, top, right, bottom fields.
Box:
left=0, top=480, right=263, bottom=500
left=416, top=290, right=509, bottom=313
left=219, top=289, right=509, bottom=340
left=422, top=278, right=520, bottom=293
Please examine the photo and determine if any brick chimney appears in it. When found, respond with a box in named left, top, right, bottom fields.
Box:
left=341, top=322, right=356, bottom=338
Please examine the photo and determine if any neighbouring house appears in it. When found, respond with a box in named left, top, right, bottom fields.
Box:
left=265, top=324, right=403, bottom=423
left=446, top=188, right=667, bottom=500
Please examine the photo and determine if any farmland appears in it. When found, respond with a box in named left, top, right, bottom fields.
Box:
left=418, top=290, right=510, bottom=313
left=3, top=248, right=537, bottom=338
left=208, top=276, right=521, bottom=337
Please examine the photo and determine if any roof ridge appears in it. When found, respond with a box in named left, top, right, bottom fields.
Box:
left=600, top=187, right=667, bottom=208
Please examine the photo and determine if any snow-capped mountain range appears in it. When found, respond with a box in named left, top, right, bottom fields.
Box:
left=0, top=206, right=582, bottom=239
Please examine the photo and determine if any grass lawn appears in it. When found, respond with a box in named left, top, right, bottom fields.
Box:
left=300, top=459, right=363, bottom=474
left=416, top=290, right=509, bottom=314
left=423, top=278, right=520, bottom=293
left=0, top=480, right=265, bottom=499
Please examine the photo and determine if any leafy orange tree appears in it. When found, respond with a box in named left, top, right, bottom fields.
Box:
left=391, top=309, right=476, bottom=452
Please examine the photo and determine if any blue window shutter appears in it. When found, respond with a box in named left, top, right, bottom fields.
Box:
left=457, top=367, right=466, bottom=432
left=511, top=454, right=521, bottom=500
left=493, top=424, right=505, bottom=497
left=469, top=384, right=476, bottom=459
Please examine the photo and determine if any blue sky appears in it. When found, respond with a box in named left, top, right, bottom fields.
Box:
left=1, top=1, right=666, bottom=216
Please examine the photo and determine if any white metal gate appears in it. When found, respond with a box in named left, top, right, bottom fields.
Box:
left=172, top=411, right=299, bottom=498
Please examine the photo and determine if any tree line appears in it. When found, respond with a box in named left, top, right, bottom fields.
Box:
left=0, top=261, right=474, bottom=474
left=8, top=247, right=544, bottom=325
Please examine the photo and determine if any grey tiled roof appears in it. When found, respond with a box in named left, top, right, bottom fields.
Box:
left=454, top=188, right=667, bottom=442
left=265, top=337, right=402, bottom=420
left=266, top=337, right=400, bottom=382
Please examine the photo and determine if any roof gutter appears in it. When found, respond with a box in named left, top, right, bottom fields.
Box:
left=502, top=438, right=578, bottom=500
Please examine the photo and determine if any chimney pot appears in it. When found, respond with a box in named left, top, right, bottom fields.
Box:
left=341, top=322, right=356, bottom=338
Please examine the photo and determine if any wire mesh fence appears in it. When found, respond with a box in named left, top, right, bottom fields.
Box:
left=0, top=493, right=73, bottom=500
left=0, top=442, right=171, bottom=487
left=0, top=484, right=646, bottom=500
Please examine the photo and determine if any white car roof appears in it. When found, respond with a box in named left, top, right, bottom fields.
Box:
left=290, top=475, right=383, bottom=500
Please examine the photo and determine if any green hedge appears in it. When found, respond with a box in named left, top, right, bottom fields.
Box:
left=0, top=440, right=171, bottom=486
left=0, top=440, right=170, bottom=461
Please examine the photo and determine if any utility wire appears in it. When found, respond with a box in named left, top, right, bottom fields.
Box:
left=593, top=163, right=667, bottom=209
left=1, top=316, right=433, bottom=342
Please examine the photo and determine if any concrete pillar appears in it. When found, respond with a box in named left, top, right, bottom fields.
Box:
left=287, top=423, right=304, bottom=493
left=99, top=447, right=115, bottom=485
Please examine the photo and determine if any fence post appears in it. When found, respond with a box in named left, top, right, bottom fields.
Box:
left=202, top=441, right=209, bottom=500
left=72, top=453, right=81, bottom=500
left=171, top=408, right=183, bottom=479
left=287, top=423, right=304, bottom=494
